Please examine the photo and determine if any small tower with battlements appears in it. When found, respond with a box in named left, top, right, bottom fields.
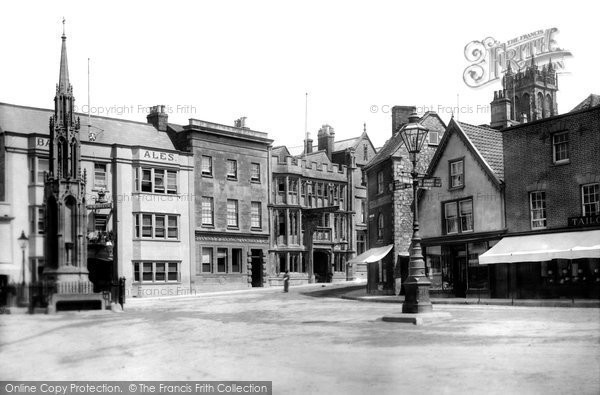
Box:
left=490, top=58, right=559, bottom=129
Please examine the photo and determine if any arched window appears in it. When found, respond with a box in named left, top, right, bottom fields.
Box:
left=64, top=196, right=78, bottom=266
left=522, top=93, right=531, bottom=122
left=70, top=139, right=77, bottom=178
left=537, top=92, right=545, bottom=119
left=545, top=94, right=554, bottom=117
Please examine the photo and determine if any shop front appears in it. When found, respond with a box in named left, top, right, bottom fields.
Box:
left=479, top=230, right=600, bottom=299
left=424, top=241, right=499, bottom=298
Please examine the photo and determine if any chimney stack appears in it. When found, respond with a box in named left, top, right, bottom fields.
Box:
left=305, top=134, right=313, bottom=154
left=234, top=116, right=248, bottom=128
left=147, top=105, right=168, bottom=132
left=317, top=124, right=335, bottom=159
left=392, top=106, right=416, bottom=136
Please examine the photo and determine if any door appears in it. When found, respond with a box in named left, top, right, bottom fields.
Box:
left=313, top=251, right=329, bottom=283
left=250, top=249, right=263, bottom=287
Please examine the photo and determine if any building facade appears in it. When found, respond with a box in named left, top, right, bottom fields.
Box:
left=419, top=119, right=506, bottom=298
left=0, top=32, right=194, bottom=302
left=481, top=104, right=600, bottom=298
left=167, top=116, right=273, bottom=291
left=268, top=124, right=376, bottom=285
left=363, top=107, right=446, bottom=294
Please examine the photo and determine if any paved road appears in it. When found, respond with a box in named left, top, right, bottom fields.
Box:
left=1, top=285, right=599, bottom=394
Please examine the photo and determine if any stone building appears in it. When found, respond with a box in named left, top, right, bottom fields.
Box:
left=166, top=115, right=273, bottom=290
left=490, top=59, right=558, bottom=129
left=0, top=30, right=195, bottom=302
left=363, top=107, right=446, bottom=294
left=268, top=124, right=376, bottom=285
left=480, top=100, right=600, bottom=298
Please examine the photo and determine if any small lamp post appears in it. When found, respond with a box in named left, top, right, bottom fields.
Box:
left=17, top=230, right=29, bottom=306
left=398, top=113, right=432, bottom=313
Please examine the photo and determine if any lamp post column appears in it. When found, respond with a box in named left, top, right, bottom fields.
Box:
left=401, top=157, right=432, bottom=313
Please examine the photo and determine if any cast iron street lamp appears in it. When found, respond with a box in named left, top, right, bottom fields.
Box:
left=17, top=230, right=29, bottom=306
left=399, top=113, right=432, bottom=313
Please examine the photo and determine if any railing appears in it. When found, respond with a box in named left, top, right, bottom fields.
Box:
left=0, top=278, right=126, bottom=311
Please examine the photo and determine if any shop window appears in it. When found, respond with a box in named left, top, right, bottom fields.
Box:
left=217, top=249, right=228, bottom=273
left=201, top=248, right=213, bottom=273
left=232, top=249, right=242, bottom=273
left=133, top=261, right=180, bottom=283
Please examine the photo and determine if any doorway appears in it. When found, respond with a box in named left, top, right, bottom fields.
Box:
left=250, top=249, right=263, bottom=287
left=313, top=251, right=330, bottom=283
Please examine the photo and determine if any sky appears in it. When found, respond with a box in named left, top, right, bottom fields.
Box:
left=1, top=0, right=598, bottom=150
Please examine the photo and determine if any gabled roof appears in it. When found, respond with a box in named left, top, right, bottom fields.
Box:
left=302, top=150, right=331, bottom=164
left=365, top=112, right=445, bottom=170
left=333, top=136, right=360, bottom=152
left=0, top=102, right=177, bottom=150
left=571, top=94, right=600, bottom=112
left=459, top=122, right=504, bottom=181
left=426, top=118, right=504, bottom=187
left=272, top=145, right=291, bottom=157
left=364, top=132, right=402, bottom=170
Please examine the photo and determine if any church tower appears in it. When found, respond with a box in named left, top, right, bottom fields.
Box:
left=43, top=21, right=98, bottom=309
left=490, top=58, right=559, bottom=129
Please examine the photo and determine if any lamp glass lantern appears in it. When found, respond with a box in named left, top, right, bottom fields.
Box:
left=18, top=231, right=29, bottom=250
left=400, top=113, right=429, bottom=158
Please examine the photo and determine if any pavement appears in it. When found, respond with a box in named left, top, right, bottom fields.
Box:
left=1, top=282, right=599, bottom=395
left=335, top=285, right=600, bottom=308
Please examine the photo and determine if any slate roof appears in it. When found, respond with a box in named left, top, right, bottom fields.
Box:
left=0, top=103, right=177, bottom=150
left=333, top=136, right=360, bottom=152
left=571, top=94, right=600, bottom=112
left=458, top=121, right=504, bottom=181
left=365, top=112, right=447, bottom=170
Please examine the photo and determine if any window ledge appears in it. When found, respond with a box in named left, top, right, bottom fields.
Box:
left=448, top=185, right=465, bottom=191
left=201, top=173, right=213, bottom=178
left=552, top=160, right=570, bottom=166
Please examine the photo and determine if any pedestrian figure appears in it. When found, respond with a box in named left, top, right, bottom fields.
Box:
left=283, top=270, right=290, bottom=293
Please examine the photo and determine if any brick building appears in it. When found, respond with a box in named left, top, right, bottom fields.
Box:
left=166, top=115, right=273, bottom=290
left=362, top=107, right=445, bottom=294
left=480, top=102, right=600, bottom=298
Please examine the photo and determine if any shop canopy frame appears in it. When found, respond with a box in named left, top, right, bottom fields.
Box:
left=479, top=230, right=600, bottom=265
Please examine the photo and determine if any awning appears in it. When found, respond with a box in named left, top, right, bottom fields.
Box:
left=347, top=245, right=394, bottom=265
left=479, top=230, right=600, bottom=265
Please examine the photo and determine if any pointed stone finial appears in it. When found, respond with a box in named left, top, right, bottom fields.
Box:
left=363, top=122, right=366, bottom=133
left=62, top=17, right=66, bottom=38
